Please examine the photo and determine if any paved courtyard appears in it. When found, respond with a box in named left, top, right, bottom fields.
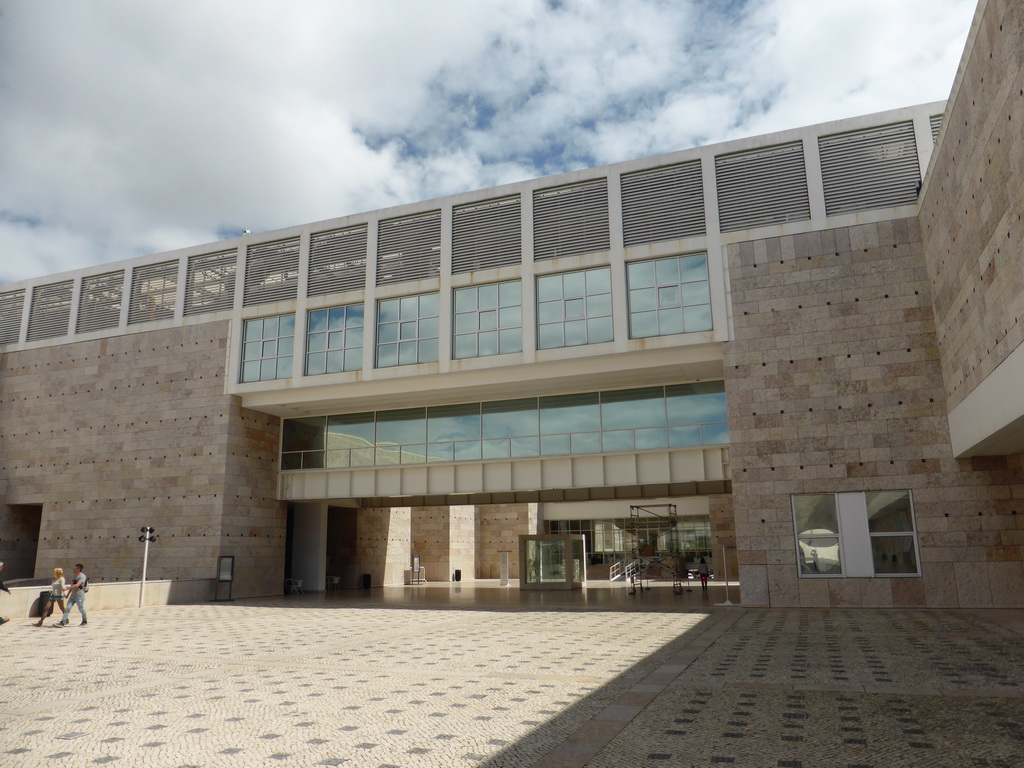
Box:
left=1, top=583, right=1023, bottom=767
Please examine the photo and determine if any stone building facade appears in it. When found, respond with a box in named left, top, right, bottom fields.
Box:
left=1, top=0, right=1021, bottom=606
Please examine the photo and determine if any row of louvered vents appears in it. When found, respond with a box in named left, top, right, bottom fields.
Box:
left=1, top=118, right=940, bottom=345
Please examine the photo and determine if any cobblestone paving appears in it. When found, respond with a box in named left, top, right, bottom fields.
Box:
left=1, top=596, right=1022, bottom=767
left=0, top=597, right=709, bottom=767
left=587, top=609, right=1024, bottom=768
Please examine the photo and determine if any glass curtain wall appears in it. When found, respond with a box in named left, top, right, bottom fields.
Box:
left=281, top=382, right=728, bottom=470
left=547, top=517, right=712, bottom=565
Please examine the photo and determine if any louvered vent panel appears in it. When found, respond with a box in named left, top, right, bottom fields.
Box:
left=452, top=195, right=521, bottom=273
left=76, top=271, right=124, bottom=332
left=715, top=142, right=810, bottom=232
left=128, top=261, right=178, bottom=325
left=244, top=238, right=300, bottom=306
left=376, top=211, right=441, bottom=286
left=930, top=114, right=943, bottom=143
left=309, top=225, right=367, bottom=296
left=818, top=121, right=920, bottom=216
left=27, top=280, right=73, bottom=341
left=621, top=161, right=705, bottom=246
left=533, top=178, right=610, bottom=260
left=0, top=289, right=25, bottom=345
left=185, top=250, right=236, bottom=315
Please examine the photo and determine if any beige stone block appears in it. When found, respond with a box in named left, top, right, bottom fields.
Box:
left=987, top=561, right=1024, bottom=608
left=859, top=578, right=894, bottom=607
left=827, top=578, right=862, bottom=607
left=954, top=560, right=993, bottom=608
left=798, top=577, right=830, bottom=607
left=737, top=564, right=768, bottom=605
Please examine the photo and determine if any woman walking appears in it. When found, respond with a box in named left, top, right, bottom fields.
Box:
left=35, top=568, right=66, bottom=627
left=697, top=557, right=710, bottom=591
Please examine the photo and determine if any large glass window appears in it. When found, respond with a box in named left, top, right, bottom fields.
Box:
left=240, top=314, right=294, bottom=383
left=306, top=304, right=364, bottom=375
left=548, top=516, right=713, bottom=567
left=453, top=280, right=522, bottom=359
left=867, top=490, right=919, bottom=575
left=427, top=403, right=482, bottom=462
left=540, top=392, right=601, bottom=455
left=376, top=292, right=439, bottom=368
left=327, top=413, right=375, bottom=468
left=793, top=490, right=920, bottom=578
left=627, top=253, right=712, bottom=338
left=794, top=494, right=842, bottom=576
left=280, top=416, right=325, bottom=470
left=537, top=267, right=613, bottom=349
left=376, top=408, right=427, bottom=465
left=482, top=398, right=540, bottom=459
left=281, top=381, right=728, bottom=469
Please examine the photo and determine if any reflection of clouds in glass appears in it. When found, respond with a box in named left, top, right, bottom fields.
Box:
left=540, top=393, right=600, bottom=434
left=284, top=381, right=730, bottom=466
left=483, top=399, right=538, bottom=438
left=376, top=408, right=426, bottom=444
left=327, top=414, right=374, bottom=449
left=427, top=404, right=482, bottom=442
left=666, top=383, right=727, bottom=424
left=601, top=387, right=665, bottom=430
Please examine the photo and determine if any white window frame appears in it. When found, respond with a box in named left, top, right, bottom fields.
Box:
left=793, top=490, right=921, bottom=578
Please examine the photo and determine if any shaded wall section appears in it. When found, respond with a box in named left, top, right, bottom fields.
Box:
left=920, top=0, right=1024, bottom=411
left=326, top=506, right=359, bottom=588
left=724, top=222, right=1024, bottom=608
left=0, top=322, right=285, bottom=598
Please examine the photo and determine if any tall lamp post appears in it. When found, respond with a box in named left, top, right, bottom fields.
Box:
left=138, top=527, right=157, bottom=608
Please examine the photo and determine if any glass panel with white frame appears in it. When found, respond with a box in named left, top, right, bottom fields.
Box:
left=306, top=304, right=364, bottom=375
left=866, top=490, right=919, bottom=575
left=627, top=253, right=712, bottom=338
left=240, top=314, right=295, bottom=383
left=793, top=494, right=842, bottom=575
left=536, top=267, right=613, bottom=349
left=793, top=490, right=920, bottom=577
left=453, top=280, right=522, bottom=359
left=376, top=292, right=440, bottom=368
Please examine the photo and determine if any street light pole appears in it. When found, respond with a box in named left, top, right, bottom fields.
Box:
left=138, top=527, right=157, bottom=608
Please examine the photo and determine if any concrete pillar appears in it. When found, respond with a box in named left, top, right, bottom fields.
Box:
left=356, top=507, right=411, bottom=586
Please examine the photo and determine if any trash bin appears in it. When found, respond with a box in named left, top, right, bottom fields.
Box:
left=38, top=590, right=50, bottom=617
left=361, top=573, right=371, bottom=589
left=454, top=569, right=462, bottom=582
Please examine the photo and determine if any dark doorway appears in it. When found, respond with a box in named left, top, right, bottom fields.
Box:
left=326, top=506, right=358, bottom=589
left=1, top=504, right=42, bottom=579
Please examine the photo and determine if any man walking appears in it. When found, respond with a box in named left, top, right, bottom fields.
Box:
left=0, top=561, right=11, bottom=626
left=55, top=563, right=88, bottom=627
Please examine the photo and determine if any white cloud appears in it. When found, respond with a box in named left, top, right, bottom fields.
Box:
left=0, top=0, right=977, bottom=284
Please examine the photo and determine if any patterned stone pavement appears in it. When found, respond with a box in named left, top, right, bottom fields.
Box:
left=0, top=585, right=1022, bottom=767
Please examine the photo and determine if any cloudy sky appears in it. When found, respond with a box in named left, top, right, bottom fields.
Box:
left=0, top=0, right=976, bottom=285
